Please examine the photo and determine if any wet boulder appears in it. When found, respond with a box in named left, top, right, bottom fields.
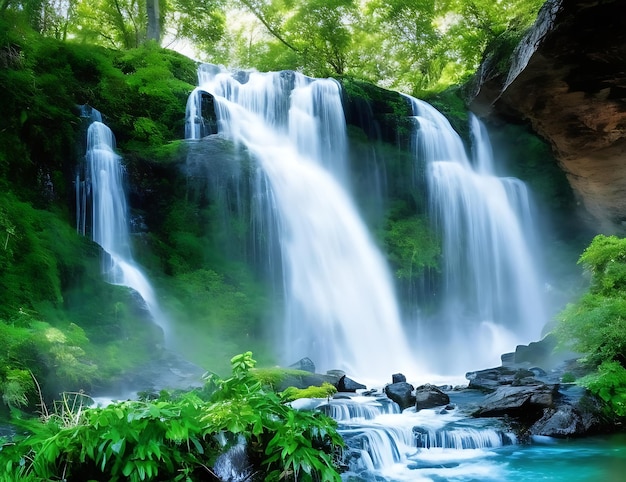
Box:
left=466, top=366, right=539, bottom=391
left=529, top=406, right=588, bottom=437
left=392, top=373, right=407, bottom=383
left=415, top=384, right=450, bottom=411
left=384, top=381, right=415, bottom=411
left=337, top=375, right=367, bottom=392
left=472, top=385, right=556, bottom=418
left=514, top=335, right=558, bottom=367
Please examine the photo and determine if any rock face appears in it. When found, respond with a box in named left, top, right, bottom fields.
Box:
left=414, top=384, right=450, bottom=411
left=467, top=361, right=608, bottom=438
left=471, top=0, right=626, bottom=232
left=472, top=385, right=555, bottom=418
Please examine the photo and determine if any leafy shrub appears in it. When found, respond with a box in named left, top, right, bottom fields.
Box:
left=554, top=234, right=626, bottom=418
left=0, top=352, right=344, bottom=481
left=0, top=369, right=34, bottom=408
left=579, top=361, right=626, bottom=418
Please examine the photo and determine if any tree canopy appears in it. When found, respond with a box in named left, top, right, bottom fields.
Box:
left=1, top=0, right=546, bottom=95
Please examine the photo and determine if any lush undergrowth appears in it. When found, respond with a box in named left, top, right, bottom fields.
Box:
left=554, top=235, right=626, bottom=418
left=0, top=352, right=344, bottom=481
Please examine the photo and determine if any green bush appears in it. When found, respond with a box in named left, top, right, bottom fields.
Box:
left=1, top=352, right=344, bottom=482
left=579, top=361, right=626, bottom=418
left=554, top=234, right=626, bottom=418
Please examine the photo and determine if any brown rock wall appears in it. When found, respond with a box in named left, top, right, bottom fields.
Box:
left=471, top=0, right=626, bottom=232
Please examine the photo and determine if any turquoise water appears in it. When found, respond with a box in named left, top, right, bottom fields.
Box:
left=496, top=434, right=626, bottom=482
left=335, top=394, right=626, bottom=482
left=391, top=434, right=626, bottom=482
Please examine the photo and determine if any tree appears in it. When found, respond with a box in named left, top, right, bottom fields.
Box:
left=69, top=0, right=224, bottom=50
left=146, top=0, right=160, bottom=42
left=235, top=0, right=358, bottom=76
left=164, top=0, right=226, bottom=53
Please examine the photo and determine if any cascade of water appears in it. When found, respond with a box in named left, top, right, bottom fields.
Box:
left=77, top=107, right=169, bottom=340
left=327, top=396, right=517, bottom=481
left=406, top=96, right=545, bottom=373
left=186, top=66, right=417, bottom=380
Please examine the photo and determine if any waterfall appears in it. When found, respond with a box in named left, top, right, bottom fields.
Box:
left=77, top=106, right=169, bottom=340
left=185, top=66, right=417, bottom=380
left=406, top=96, right=545, bottom=373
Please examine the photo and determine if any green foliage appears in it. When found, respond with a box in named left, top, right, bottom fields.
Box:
left=554, top=235, right=626, bottom=418
left=226, top=0, right=545, bottom=94
left=0, top=310, right=99, bottom=408
left=202, top=352, right=343, bottom=482
left=579, top=361, right=626, bottom=418
left=555, top=291, right=626, bottom=368
left=383, top=215, right=440, bottom=280
left=0, top=369, right=34, bottom=408
left=1, top=352, right=343, bottom=481
left=579, top=235, right=626, bottom=295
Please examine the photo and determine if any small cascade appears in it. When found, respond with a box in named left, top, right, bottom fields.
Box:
left=310, top=395, right=517, bottom=481
left=405, top=96, right=546, bottom=373
left=185, top=66, right=417, bottom=380
left=76, top=106, right=169, bottom=340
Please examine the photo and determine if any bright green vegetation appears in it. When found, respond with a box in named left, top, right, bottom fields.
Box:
left=282, top=383, right=337, bottom=402
left=2, top=0, right=545, bottom=96
left=0, top=352, right=344, bottom=481
left=554, top=235, right=626, bottom=417
left=0, top=10, right=274, bottom=407
left=226, top=0, right=546, bottom=95
left=383, top=212, right=441, bottom=282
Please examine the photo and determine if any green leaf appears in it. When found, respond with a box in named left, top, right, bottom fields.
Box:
left=110, top=437, right=125, bottom=455
left=122, top=460, right=134, bottom=477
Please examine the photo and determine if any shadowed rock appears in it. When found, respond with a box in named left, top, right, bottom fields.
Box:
left=384, top=381, right=415, bottom=411
left=473, top=385, right=556, bottom=418
left=415, top=384, right=450, bottom=411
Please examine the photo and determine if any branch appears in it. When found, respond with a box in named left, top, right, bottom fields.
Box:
left=238, top=0, right=300, bottom=53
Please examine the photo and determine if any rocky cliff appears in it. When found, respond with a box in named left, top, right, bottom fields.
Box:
left=470, top=0, right=626, bottom=233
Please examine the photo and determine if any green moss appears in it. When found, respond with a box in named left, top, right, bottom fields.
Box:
left=250, top=367, right=318, bottom=390
left=383, top=215, right=441, bottom=280
left=425, top=86, right=470, bottom=142
left=340, top=77, right=413, bottom=144
left=282, top=382, right=337, bottom=401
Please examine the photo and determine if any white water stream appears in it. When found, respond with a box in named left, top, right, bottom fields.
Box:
left=186, top=66, right=417, bottom=380
left=406, top=96, right=546, bottom=373
left=77, top=107, right=169, bottom=340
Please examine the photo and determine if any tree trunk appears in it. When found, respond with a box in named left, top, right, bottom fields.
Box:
left=146, top=0, right=160, bottom=44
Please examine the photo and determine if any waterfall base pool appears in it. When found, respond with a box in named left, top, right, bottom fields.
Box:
left=314, top=394, right=626, bottom=482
